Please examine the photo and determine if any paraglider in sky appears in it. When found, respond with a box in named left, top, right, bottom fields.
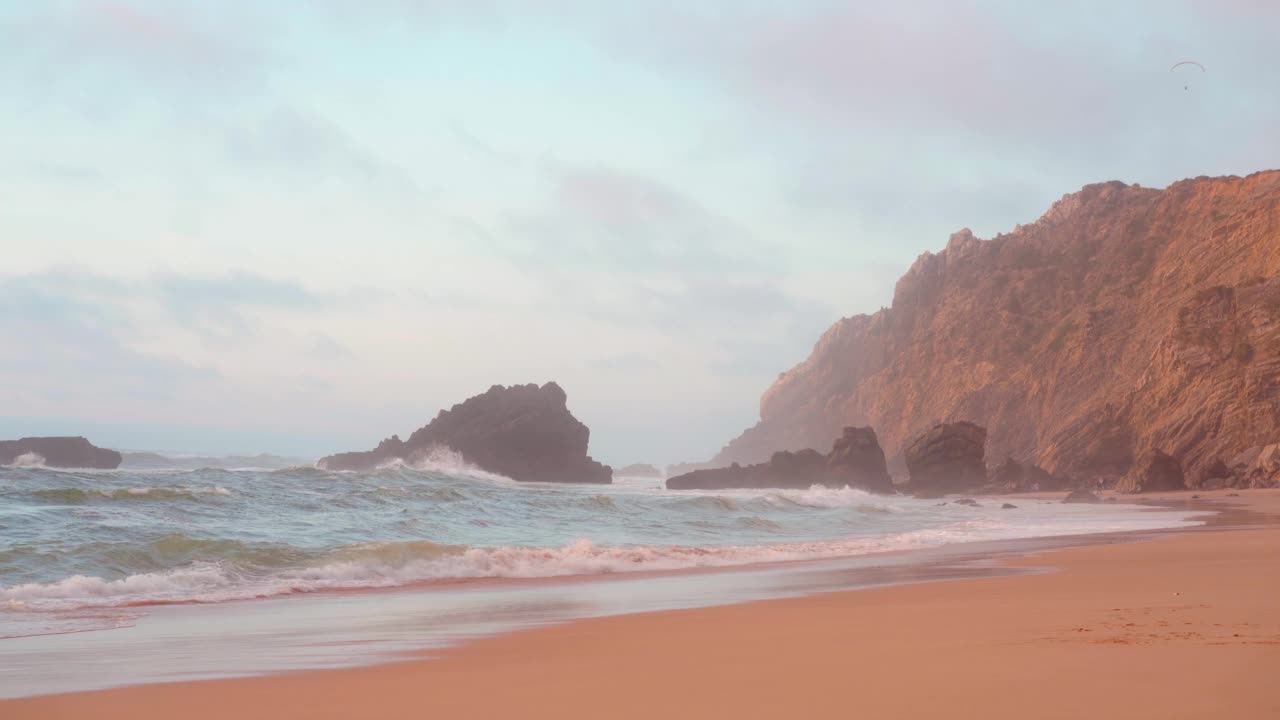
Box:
left=1170, top=61, right=1205, bottom=90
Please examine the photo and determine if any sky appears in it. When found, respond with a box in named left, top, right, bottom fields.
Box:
left=1, top=1, right=1278, bottom=464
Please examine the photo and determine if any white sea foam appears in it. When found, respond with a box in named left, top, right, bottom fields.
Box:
left=0, top=505, right=1206, bottom=612
left=9, top=452, right=46, bottom=468
left=376, top=446, right=515, bottom=485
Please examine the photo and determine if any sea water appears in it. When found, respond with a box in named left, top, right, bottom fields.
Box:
left=1, top=453, right=1204, bottom=639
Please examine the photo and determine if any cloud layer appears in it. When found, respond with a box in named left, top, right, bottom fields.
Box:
left=1, top=0, right=1277, bottom=462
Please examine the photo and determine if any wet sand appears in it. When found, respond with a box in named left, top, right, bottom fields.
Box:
left=7, top=488, right=1279, bottom=719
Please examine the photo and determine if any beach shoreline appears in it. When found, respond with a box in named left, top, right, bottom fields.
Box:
left=5, top=488, right=1278, bottom=719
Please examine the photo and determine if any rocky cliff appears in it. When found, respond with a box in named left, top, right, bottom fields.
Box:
left=319, top=382, right=612, bottom=483
left=0, top=437, right=122, bottom=469
left=716, top=171, right=1280, bottom=488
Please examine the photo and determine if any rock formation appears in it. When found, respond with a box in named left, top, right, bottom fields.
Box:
left=1063, top=490, right=1101, bottom=504
left=0, top=437, right=122, bottom=469
left=1115, top=449, right=1186, bottom=493
left=713, top=172, right=1280, bottom=489
left=319, top=382, right=612, bottom=483
left=1213, top=444, right=1280, bottom=489
left=903, top=422, right=987, bottom=497
left=615, top=463, right=663, bottom=477
left=667, top=426, right=892, bottom=492
left=824, top=427, right=894, bottom=492
left=988, top=456, right=1069, bottom=492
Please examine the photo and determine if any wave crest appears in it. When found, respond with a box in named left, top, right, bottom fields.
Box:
left=30, top=486, right=231, bottom=503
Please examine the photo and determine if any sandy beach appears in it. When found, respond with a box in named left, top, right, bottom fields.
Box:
left=5, top=489, right=1277, bottom=720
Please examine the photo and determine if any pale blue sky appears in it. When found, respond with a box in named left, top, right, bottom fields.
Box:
left=1, top=1, right=1277, bottom=463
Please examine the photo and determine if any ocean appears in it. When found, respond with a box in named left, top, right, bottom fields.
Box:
left=1, top=452, right=1206, bottom=643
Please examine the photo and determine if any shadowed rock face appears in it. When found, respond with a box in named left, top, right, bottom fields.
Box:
left=713, top=172, right=1280, bottom=488
left=904, top=422, right=987, bottom=497
left=989, top=456, right=1071, bottom=492
left=667, top=426, right=892, bottom=493
left=825, top=426, right=893, bottom=493
left=1116, top=449, right=1186, bottom=493
left=319, top=383, right=612, bottom=484
left=0, top=437, right=121, bottom=469
left=1063, top=489, right=1101, bottom=504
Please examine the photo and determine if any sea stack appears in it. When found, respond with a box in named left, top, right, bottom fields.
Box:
left=319, top=382, right=612, bottom=484
left=0, top=437, right=122, bottom=469
left=904, top=422, right=988, bottom=497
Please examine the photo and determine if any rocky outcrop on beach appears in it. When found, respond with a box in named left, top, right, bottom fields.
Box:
left=988, top=456, right=1069, bottom=492
left=903, top=422, right=987, bottom=497
left=616, top=463, right=662, bottom=477
left=1115, top=449, right=1186, bottom=493
left=0, top=437, right=122, bottom=469
left=319, top=382, right=612, bottom=483
left=1063, top=489, right=1101, bottom=504
left=667, top=426, right=892, bottom=492
left=713, top=171, right=1280, bottom=489
left=824, top=427, right=894, bottom=492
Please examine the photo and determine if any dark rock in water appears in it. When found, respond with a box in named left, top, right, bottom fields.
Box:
left=0, top=437, right=121, bottom=469
left=1191, top=494, right=1201, bottom=499
left=667, top=450, right=818, bottom=491
left=1115, top=449, right=1185, bottom=493
left=666, top=426, right=892, bottom=493
left=1227, top=492, right=1240, bottom=497
left=989, top=456, right=1069, bottom=492
left=953, top=497, right=980, bottom=506
left=319, top=382, right=612, bottom=484
left=1063, top=489, right=1101, bottom=504
left=904, top=421, right=987, bottom=497
left=615, top=463, right=662, bottom=478
left=1001, top=503, right=1017, bottom=509
left=824, top=427, right=894, bottom=493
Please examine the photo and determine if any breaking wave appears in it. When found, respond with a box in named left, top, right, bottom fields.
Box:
left=1, top=463, right=1209, bottom=621
left=29, top=486, right=232, bottom=503
left=0, top=531, right=967, bottom=610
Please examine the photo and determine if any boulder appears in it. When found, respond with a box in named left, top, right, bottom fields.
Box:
left=319, top=382, right=612, bottom=483
left=1115, top=449, right=1185, bottom=493
left=667, top=426, right=893, bottom=493
left=1225, top=444, right=1280, bottom=489
left=1063, top=489, right=1101, bottom=504
left=0, top=437, right=122, bottom=469
left=904, top=422, right=988, bottom=497
left=824, top=426, right=893, bottom=493
left=1001, top=503, right=1018, bottom=509
left=988, top=456, right=1068, bottom=492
